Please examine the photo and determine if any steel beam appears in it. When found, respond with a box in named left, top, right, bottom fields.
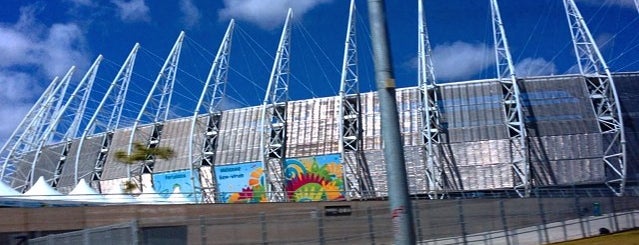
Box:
left=564, top=0, right=626, bottom=196
left=418, top=0, right=447, bottom=199
left=339, top=0, right=375, bottom=200
left=128, top=32, right=184, bottom=186
left=189, top=20, right=235, bottom=203
left=260, top=9, right=292, bottom=202
left=72, top=44, right=139, bottom=189
left=491, top=0, right=530, bottom=197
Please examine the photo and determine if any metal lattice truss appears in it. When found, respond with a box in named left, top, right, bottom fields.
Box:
left=491, top=0, right=530, bottom=197
left=5, top=55, right=102, bottom=191
left=564, top=0, right=626, bottom=196
left=189, top=20, right=235, bottom=203
left=51, top=56, right=103, bottom=188
left=0, top=72, right=68, bottom=187
left=418, top=0, right=447, bottom=199
left=339, top=0, right=375, bottom=200
left=12, top=69, right=74, bottom=156
left=128, top=32, right=185, bottom=179
left=260, top=9, right=292, bottom=202
left=74, top=44, right=139, bottom=188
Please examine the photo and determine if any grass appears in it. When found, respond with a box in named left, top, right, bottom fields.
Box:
left=550, top=228, right=639, bottom=245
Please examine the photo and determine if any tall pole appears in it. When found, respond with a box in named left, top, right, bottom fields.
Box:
left=367, top=0, right=416, bottom=244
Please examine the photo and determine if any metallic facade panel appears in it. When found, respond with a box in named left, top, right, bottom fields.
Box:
left=396, top=88, right=423, bottom=147
left=10, top=151, right=36, bottom=188
left=33, top=144, right=66, bottom=184
left=155, top=118, right=192, bottom=172
left=528, top=134, right=603, bottom=161
left=439, top=81, right=507, bottom=143
left=215, top=106, right=262, bottom=165
left=519, top=77, right=599, bottom=137
left=58, top=135, right=104, bottom=189
left=532, top=159, right=605, bottom=185
left=360, top=92, right=381, bottom=150
left=440, top=140, right=513, bottom=189
left=100, top=126, right=153, bottom=180
left=403, top=145, right=427, bottom=194
left=614, top=74, right=639, bottom=181
left=287, top=97, right=340, bottom=158
left=17, top=73, right=639, bottom=194
left=363, top=150, right=387, bottom=195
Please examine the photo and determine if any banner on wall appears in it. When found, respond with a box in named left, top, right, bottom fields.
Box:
left=153, top=170, right=200, bottom=202
left=214, top=162, right=266, bottom=203
left=284, top=154, right=344, bottom=202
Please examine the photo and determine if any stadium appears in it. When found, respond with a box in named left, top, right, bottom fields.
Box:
left=1, top=0, right=639, bottom=206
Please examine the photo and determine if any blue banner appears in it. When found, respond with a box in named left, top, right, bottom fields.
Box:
left=153, top=170, right=200, bottom=202
left=215, top=162, right=266, bottom=203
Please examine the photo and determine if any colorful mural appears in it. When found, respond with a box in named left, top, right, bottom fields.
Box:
left=284, top=154, right=344, bottom=202
left=153, top=170, right=200, bottom=202
left=214, top=162, right=266, bottom=203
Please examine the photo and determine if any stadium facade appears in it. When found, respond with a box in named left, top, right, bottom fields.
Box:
left=1, top=0, right=638, bottom=203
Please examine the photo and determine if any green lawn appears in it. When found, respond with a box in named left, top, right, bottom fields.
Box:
left=551, top=229, right=639, bottom=245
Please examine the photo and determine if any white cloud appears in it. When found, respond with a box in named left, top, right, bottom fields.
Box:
left=180, top=0, right=201, bottom=28
left=514, top=58, right=557, bottom=77
left=0, top=5, right=90, bottom=145
left=0, top=24, right=88, bottom=77
left=111, top=0, right=151, bottom=23
left=431, top=41, right=494, bottom=81
left=0, top=70, right=40, bottom=144
left=218, top=0, right=332, bottom=29
left=42, top=24, right=88, bottom=75
left=65, top=0, right=94, bottom=7
left=0, top=27, right=34, bottom=68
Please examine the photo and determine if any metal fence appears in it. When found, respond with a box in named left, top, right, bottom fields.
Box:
left=28, top=221, right=138, bottom=245
left=27, top=195, right=639, bottom=245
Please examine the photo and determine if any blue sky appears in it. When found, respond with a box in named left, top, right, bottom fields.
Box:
left=1, top=0, right=639, bottom=146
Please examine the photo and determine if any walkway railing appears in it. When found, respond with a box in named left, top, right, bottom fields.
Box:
left=26, top=195, right=639, bottom=244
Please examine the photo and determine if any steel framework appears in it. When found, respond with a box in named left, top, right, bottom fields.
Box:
left=189, top=20, right=235, bottom=203
left=127, top=32, right=184, bottom=186
left=17, top=69, right=74, bottom=156
left=490, top=0, right=530, bottom=197
left=0, top=74, right=64, bottom=186
left=260, top=9, right=292, bottom=202
left=3, top=66, right=76, bottom=190
left=417, top=0, right=446, bottom=199
left=51, top=56, right=103, bottom=187
left=74, top=44, right=139, bottom=189
left=21, top=56, right=101, bottom=190
left=563, top=0, right=626, bottom=196
left=339, top=0, right=375, bottom=200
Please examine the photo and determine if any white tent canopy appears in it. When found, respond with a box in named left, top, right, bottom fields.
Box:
left=136, top=186, right=167, bottom=204
left=0, top=181, right=21, bottom=197
left=167, top=186, right=193, bottom=204
left=103, top=186, right=137, bottom=204
left=68, top=179, right=106, bottom=202
left=23, top=176, right=65, bottom=200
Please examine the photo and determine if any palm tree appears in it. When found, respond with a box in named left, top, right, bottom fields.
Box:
left=114, top=142, right=175, bottom=193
